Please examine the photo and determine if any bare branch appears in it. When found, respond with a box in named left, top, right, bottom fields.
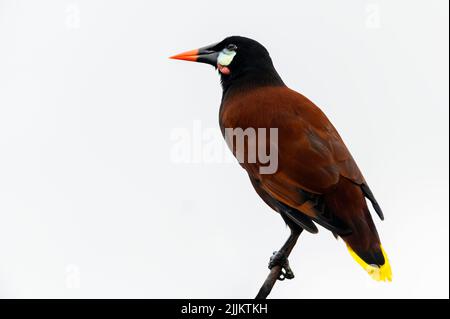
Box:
left=255, top=229, right=301, bottom=299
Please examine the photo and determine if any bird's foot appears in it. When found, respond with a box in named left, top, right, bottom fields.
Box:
left=269, top=251, right=295, bottom=281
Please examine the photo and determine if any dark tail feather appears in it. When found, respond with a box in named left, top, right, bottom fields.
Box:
left=323, top=178, right=392, bottom=281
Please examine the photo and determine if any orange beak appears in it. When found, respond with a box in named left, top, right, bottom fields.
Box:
left=170, top=49, right=200, bottom=62
left=170, top=42, right=220, bottom=66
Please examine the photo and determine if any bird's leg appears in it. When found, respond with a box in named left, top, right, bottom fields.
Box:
left=268, top=228, right=301, bottom=280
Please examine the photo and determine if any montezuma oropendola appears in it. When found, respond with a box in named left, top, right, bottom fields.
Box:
left=171, top=36, right=392, bottom=288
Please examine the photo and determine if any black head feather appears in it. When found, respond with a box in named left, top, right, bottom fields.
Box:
left=212, top=36, right=285, bottom=94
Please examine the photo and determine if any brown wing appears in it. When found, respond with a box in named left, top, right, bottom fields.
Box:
left=220, top=86, right=382, bottom=234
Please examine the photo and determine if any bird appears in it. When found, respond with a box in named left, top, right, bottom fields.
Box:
left=170, top=36, right=392, bottom=290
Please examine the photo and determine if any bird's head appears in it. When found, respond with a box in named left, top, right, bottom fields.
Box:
left=170, top=36, right=284, bottom=91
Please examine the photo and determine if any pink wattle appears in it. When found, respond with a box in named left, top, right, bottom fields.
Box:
left=218, top=64, right=231, bottom=75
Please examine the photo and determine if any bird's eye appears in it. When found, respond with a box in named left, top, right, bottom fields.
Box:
left=227, top=44, right=237, bottom=51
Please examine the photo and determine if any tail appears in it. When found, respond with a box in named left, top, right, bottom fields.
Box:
left=346, top=244, right=392, bottom=282
left=323, top=178, right=392, bottom=282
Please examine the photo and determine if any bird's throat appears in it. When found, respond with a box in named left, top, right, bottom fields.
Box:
left=220, top=66, right=285, bottom=102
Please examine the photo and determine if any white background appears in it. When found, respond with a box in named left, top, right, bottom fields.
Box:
left=0, top=0, right=448, bottom=298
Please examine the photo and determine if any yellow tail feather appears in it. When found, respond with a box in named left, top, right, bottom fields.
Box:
left=346, top=244, right=392, bottom=282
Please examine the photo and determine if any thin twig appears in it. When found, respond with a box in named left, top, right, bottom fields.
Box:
left=255, top=229, right=301, bottom=299
left=255, top=265, right=284, bottom=299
